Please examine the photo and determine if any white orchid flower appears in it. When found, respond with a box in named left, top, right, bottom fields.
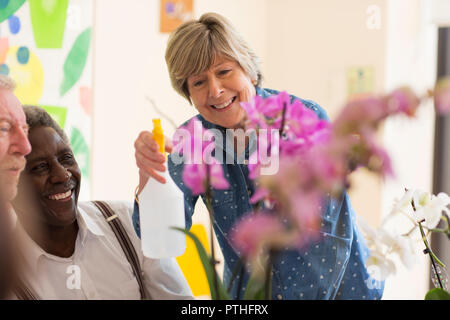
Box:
left=358, top=209, right=420, bottom=280
left=390, top=234, right=418, bottom=269
left=365, top=250, right=396, bottom=281
left=384, top=189, right=415, bottom=227
left=356, top=215, right=378, bottom=248
left=358, top=188, right=449, bottom=282
left=412, top=190, right=450, bottom=229
left=390, top=189, right=414, bottom=215
left=377, top=227, right=418, bottom=268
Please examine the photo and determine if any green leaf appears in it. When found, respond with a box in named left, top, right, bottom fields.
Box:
left=39, top=105, right=67, bottom=129
left=173, top=227, right=230, bottom=300
left=70, top=127, right=90, bottom=179
left=243, top=275, right=266, bottom=300
left=60, top=28, right=91, bottom=96
left=425, top=288, right=450, bottom=300
left=0, top=0, right=26, bottom=23
left=29, top=0, right=69, bottom=48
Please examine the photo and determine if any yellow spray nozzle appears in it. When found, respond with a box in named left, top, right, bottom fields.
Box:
left=152, top=119, right=165, bottom=155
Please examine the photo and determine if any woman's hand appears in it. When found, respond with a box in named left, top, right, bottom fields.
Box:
left=134, top=131, right=173, bottom=194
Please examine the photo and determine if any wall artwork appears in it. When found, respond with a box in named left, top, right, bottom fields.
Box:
left=0, top=0, right=93, bottom=199
left=160, top=0, right=193, bottom=33
left=347, top=66, right=375, bottom=97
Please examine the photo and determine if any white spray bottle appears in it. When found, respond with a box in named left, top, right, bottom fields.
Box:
left=138, top=119, right=186, bottom=258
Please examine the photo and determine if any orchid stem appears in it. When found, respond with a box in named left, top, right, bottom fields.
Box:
left=411, top=202, right=446, bottom=269
left=205, top=164, right=221, bottom=299
left=402, top=225, right=417, bottom=237
left=236, top=262, right=245, bottom=300
left=265, top=249, right=275, bottom=300
left=418, top=221, right=445, bottom=290
left=279, top=103, right=287, bottom=138
left=418, top=222, right=446, bottom=268
left=227, top=257, right=244, bottom=294
left=429, top=228, right=448, bottom=234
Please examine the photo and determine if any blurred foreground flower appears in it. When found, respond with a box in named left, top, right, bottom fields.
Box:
left=230, top=212, right=294, bottom=278
left=175, top=119, right=229, bottom=195
left=386, top=86, right=421, bottom=117
left=434, top=77, right=450, bottom=114
left=176, top=77, right=450, bottom=300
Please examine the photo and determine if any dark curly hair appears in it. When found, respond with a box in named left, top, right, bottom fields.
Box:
left=22, top=105, right=69, bottom=144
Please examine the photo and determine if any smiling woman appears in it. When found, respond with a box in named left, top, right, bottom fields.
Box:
left=186, top=58, right=254, bottom=129
left=132, top=12, right=383, bottom=300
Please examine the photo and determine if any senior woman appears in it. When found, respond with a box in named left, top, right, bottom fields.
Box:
left=133, top=12, right=383, bottom=300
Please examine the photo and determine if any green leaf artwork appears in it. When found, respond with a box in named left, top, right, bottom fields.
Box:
left=29, top=0, right=68, bottom=49
left=60, top=28, right=91, bottom=97
left=70, top=127, right=90, bottom=179
left=39, top=105, right=67, bottom=129
left=0, top=0, right=26, bottom=24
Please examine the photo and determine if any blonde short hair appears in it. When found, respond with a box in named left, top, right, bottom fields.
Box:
left=0, top=75, right=16, bottom=91
left=165, top=12, right=262, bottom=104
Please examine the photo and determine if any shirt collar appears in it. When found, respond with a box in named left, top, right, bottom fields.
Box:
left=16, top=205, right=105, bottom=275
left=77, top=205, right=105, bottom=238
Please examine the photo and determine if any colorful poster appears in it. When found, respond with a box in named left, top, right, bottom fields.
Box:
left=347, top=66, right=375, bottom=97
left=160, top=0, right=193, bottom=33
left=0, top=0, right=93, bottom=200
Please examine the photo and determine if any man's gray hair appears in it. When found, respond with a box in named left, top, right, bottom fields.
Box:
left=0, top=75, right=16, bottom=91
left=22, top=105, right=69, bottom=144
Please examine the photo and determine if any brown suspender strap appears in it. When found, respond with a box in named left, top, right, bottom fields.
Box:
left=92, top=201, right=147, bottom=300
left=13, top=248, right=40, bottom=300
left=13, top=279, right=39, bottom=300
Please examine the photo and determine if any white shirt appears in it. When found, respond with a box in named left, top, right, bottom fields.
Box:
left=15, top=201, right=193, bottom=300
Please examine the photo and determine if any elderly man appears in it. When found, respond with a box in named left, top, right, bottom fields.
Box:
left=0, top=75, right=31, bottom=202
left=0, top=75, right=31, bottom=298
left=11, top=105, right=193, bottom=300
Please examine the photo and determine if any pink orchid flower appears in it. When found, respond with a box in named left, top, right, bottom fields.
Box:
left=231, top=212, right=287, bottom=258
left=386, top=87, right=421, bottom=117
left=333, top=95, right=388, bottom=136
left=176, top=119, right=229, bottom=195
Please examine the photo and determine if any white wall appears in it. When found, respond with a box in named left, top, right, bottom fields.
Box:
left=92, top=0, right=269, bottom=283
left=92, top=0, right=268, bottom=202
left=264, top=0, right=388, bottom=229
